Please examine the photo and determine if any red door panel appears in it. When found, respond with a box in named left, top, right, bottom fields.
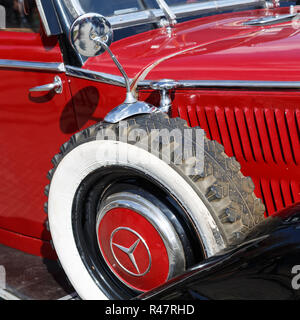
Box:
left=0, top=31, right=77, bottom=245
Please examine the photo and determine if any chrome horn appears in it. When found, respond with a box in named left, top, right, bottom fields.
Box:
left=150, top=79, right=179, bottom=114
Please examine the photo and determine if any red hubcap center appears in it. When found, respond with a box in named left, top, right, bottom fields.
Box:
left=97, top=207, right=170, bottom=292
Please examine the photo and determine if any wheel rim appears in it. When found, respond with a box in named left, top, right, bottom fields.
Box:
left=96, top=192, right=185, bottom=292
left=72, top=166, right=205, bottom=298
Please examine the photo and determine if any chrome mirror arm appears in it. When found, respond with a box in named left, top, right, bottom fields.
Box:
left=97, top=38, right=159, bottom=123
left=94, top=37, right=137, bottom=104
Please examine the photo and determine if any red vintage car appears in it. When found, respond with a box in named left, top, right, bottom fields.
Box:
left=0, top=0, right=299, bottom=300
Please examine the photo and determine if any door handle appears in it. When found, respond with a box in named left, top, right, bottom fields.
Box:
left=29, top=76, right=63, bottom=94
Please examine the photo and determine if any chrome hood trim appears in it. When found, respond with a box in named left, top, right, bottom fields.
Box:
left=0, top=60, right=65, bottom=72
left=137, top=79, right=300, bottom=90
left=66, top=65, right=300, bottom=90
left=65, top=65, right=129, bottom=87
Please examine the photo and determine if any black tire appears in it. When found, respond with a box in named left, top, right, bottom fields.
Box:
left=45, top=112, right=265, bottom=299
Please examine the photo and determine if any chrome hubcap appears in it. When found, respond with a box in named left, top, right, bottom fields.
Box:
left=96, top=192, right=186, bottom=292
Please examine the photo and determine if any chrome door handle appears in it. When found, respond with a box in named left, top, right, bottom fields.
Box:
left=29, top=76, right=63, bottom=94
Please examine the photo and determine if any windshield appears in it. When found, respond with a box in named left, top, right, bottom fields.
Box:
left=77, top=0, right=156, bottom=17
left=60, top=0, right=266, bottom=42
left=75, top=1, right=211, bottom=18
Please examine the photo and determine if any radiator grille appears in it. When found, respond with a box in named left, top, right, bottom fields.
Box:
left=177, top=104, right=300, bottom=216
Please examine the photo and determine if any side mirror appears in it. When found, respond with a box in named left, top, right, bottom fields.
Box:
left=69, top=13, right=113, bottom=57
left=69, top=13, right=158, bottom=124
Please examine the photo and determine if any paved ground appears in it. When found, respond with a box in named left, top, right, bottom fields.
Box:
left=0, top=244, right=76, bottom=300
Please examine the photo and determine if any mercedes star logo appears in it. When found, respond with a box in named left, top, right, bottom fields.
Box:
left=110, top=227, right=152, bottom=277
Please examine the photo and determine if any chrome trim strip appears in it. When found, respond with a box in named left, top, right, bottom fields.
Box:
left=65, top=65, right=300, bottom=90
left=65, top=65, right=128, bottom=87
left=0, top=59, right=66, bottom=72
left=36, top=0, right=51, bottom=36
left=137, top=79, right=300, bottom=90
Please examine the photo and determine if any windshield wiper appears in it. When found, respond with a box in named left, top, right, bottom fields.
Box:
left=155, top=0, right=177, bottom=26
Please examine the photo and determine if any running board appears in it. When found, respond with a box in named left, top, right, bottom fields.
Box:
left=0, top=244, right=79, bottom=300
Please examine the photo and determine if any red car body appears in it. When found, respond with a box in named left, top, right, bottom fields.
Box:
left=0, top=5, right=299, bottom=259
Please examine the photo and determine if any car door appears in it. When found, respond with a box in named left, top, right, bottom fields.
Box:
left=0, top=3, right=77, bottom=254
